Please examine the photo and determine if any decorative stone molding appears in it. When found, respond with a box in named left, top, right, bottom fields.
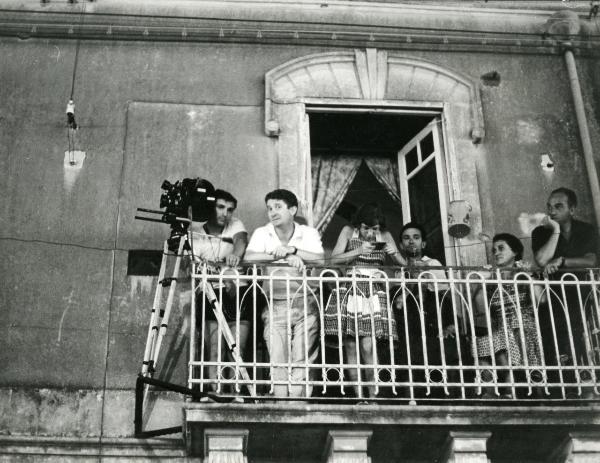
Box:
left=265, top=48, right=485, bottom=144
left=0, top=436, right=186, bottom=460
left=543, top=10, right=581, bottom=39
left=264, top=49, right=489, bottom=265
left=204, top=429, right=249, bottom=463
left=440, top=431, right=491, bottom=463
left=549, top=432, right=600, bottom=463
left=323, top=430, right=373, bottom=463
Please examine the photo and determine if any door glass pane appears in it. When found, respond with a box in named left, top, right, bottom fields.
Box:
left=407, top=160, right=445, bottom=264
left=421, top=132, right=434, bottom=160
left=405, top=146, right=419, bottom=175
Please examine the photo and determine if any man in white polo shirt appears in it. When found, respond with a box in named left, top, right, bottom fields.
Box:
left=245, top=189, right=324, bottom=398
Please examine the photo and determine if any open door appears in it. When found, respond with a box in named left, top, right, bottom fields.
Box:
left=397, top=117, right=453, bottom=265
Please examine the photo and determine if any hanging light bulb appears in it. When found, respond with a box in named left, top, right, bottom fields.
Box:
left=66, top=99, right=77, bottom=129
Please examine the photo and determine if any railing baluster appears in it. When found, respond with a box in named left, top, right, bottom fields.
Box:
left=384, top=278, right=397, bottom=396
left=251, top=267, right=258, bottom=398
left=302, top=268, right=309, bottom=398
left=318, top=270, right=327, bottom=395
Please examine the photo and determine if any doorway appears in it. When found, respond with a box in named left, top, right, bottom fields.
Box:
left=309, top=110, right=449, bottom=264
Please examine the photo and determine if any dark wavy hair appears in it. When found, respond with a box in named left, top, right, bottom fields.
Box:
left=493, top=233, right=524, bottom=261
left=264, top=189, right=298, bottom=209
left=400, top=222, right=427, bottom=241
left=214, top=189, right=237, bottom=208
left=351, top=203, right=386, bottom=229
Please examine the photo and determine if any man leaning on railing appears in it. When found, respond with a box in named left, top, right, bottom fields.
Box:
left=190, top=189, right=250, bottom=402
left=531, top=187, right=598, bottom=393
left=244, top=189, right=325, bottom=398
left=392, top=222, right=460, bottom=398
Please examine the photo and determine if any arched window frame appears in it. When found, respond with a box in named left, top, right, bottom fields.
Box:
left=264, top=49, right=488, bottom=266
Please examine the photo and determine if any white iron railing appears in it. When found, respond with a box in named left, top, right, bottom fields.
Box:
left=188, top=263, right=600, bottom=402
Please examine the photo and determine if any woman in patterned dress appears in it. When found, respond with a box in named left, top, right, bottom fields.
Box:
left=473, top=233, right=544, bottom=398
left=324, top=203, right=406, bottom=398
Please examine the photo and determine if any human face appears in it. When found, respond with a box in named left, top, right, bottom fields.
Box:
left=266, top=199, right=296, bottom=227
left=492, top=240, right=517, bottom=268
left=358, top=223, right=380, bottom=242
left=213, top=199, right=236, bottom=227
left=400, top=227, right=425, bottom=258
left=547, top=193, right=574, bottom=225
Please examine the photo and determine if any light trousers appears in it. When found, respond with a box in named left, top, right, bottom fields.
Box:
left=262, top=298, right=319, bottom=397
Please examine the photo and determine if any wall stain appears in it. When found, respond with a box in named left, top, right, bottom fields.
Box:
left=57, top=289, right=76, bottom=344
left=517, top=211, right=546, bottom=237
left=129, top=275, right=154, bottom=299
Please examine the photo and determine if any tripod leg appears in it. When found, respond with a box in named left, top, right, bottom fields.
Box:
left=142, top=240, right=170, bottom=376
left=202, top=277, right=256, bottom=396
left=189, top=259, right=198, bottom=391
left=150, top=237, right=187, bottom=375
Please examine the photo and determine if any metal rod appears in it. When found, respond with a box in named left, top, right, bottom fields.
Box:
left=564, top=47, right=600, bottom=230
left=134, top=216, right=165, bottom=223
left=139, top=374, right=201, bottom=397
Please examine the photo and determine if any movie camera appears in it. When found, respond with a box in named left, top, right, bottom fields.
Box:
left=135, top=177, right=216, bottom=249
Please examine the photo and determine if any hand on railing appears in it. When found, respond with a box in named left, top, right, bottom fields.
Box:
left=224, top=254, right=242, bottom=267
left=285, top=254, right=305, bottom=271
left=272, top=245, right=295, bottom=259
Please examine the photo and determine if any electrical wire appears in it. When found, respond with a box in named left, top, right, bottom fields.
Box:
left=69, top=2, right=86, bottom=101
left=64, top=2, right=87, bottom=163
left=66, top=127, right=75, bottom=164
left=0, top=235, right=126, bottom=252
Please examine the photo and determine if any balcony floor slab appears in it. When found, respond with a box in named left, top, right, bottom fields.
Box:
left=184, top=402, right=600, bottom=461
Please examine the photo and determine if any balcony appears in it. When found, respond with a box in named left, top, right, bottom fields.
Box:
left=188, top=263, right=599, bottom=401
left=181, top=263, right=600, bottom=461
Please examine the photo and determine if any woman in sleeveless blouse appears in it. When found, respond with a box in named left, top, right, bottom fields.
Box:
left=324, top=203, right=406, bottom=399
left=473, top=233, right=545, bottom=399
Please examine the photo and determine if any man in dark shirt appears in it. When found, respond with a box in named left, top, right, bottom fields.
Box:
left=532, top=187, right=597, bottom=275
left=531, top=187, right=598, bottom=388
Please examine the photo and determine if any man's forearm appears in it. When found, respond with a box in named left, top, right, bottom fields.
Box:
left=243, top=252, right=275, bottom=262
left=535, top=234, right=560, bottom=266
left=232, top=236, right=248, bottom=259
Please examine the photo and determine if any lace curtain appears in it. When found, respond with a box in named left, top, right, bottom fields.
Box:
left=311, top=155, right=402, bottom=233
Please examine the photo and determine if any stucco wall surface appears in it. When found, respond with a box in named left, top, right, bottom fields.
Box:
left=1, top=28, right=599, bottom=443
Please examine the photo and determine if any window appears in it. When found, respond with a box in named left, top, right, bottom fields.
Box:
left=309, top=110, right=452, bottom=265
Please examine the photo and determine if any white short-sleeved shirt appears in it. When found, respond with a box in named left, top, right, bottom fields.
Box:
left=246, top=222, right=324, bottom=256
left=395, top=255, right=448, bottom=292
left=419, top=256, right=448, bottom=292
left=247, top=222, right=324, bottom=299
left=189, top=217, right=246, bottom=262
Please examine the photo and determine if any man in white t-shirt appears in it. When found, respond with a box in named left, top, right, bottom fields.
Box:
left=190, top=190, right=247, bottom=267
left=245, top=189, right=324, bottom=397
left=191, top=189, right=249, bottom=400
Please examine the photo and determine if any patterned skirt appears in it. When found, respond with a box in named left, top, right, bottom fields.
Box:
left=473, top=314, right=542, bottom=366
left=323, top=279, right=398, bottom=341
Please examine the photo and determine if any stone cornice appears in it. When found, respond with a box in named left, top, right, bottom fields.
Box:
left=0, top=0, right=599, bottom=55
left=185, top=403, right=600, bottom=426
left=0, top=436, right=185, bottom=457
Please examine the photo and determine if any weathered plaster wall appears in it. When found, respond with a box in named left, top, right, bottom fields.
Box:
left=1, top=30, right=599, bottom=445
left=477, top=53, right=598, bottom=258
left=0, top=38, right=329, bottom=440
